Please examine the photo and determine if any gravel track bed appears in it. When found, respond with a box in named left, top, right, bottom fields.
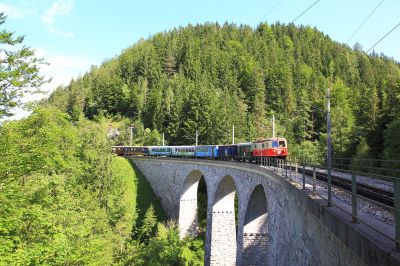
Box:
left=295, top=165, right=394, bottom=192
left=270, top=166, right=395, bottom=226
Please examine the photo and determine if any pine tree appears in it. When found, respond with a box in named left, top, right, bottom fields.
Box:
left=138, top=205, right=158, bottom=244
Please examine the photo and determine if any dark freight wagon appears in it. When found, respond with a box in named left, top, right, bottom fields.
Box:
left=111, top=146, right=148, bottom=156
left=236, top=143, right=252, bottom=161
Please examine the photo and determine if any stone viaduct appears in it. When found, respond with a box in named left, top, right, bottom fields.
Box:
left=132, top=157, right=400, bottom=266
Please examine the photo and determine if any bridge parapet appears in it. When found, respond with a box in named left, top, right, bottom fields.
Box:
left=132, top=157, right=400, bottom=266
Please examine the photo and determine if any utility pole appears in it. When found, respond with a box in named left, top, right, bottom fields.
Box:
left=232, top=125, right=235, bottom=144
left=327, top=88, right=332, bottom=206
left=130, top=126, right=133, bottom=146
left=162, top=133, right=165, bottom=146
left=272, top=115, right=275, bottom=138
left=196, top=130, right=198, bottom=146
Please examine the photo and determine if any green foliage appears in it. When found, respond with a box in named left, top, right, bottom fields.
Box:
left=290, top=140, right=324, bottom=164
left=197, top=176, right=208, bottom=233
left=0, top=108, right=138, bottom=265
left=0, top=174, right=114, bottom=265
left=383, top=116, right=400, bottom=161
left=131, top=164, right=166, bottom=227
left=5, top=20, right=400, bottom=263
left=143, top=128, right=163, bottom=146
left=44, top=22, right=400, bottom=160
left=108, top=156, right=138, bottom=260
left=0, top=102, right=205, bottom=265
left=0, top=13, right=48, bottom=118
left=0, top=107, right=81, bottom=184
left=120, top=221, right=204, bottom=266
left=353, top=137, right=372, bottom=161
left=138, top=205, right=158, bottom=244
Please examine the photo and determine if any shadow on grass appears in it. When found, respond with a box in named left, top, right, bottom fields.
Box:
left=127, top=159, right=167, bottom=228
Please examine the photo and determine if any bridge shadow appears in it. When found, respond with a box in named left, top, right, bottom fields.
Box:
left=128, top=160, right=166, bottom=229
left=241, top=184, right=269, bottom=265
left=242, top=232, right=270, bottom=266
left=197, top=175, right=207, bottom=238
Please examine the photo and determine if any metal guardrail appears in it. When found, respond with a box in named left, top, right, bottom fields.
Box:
left=128, top=154, right=400, bottom=250
left=284, top=157, right=399, bottom=250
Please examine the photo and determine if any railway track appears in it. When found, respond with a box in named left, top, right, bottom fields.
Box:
left=289, top=166, right=394, bottom=207
left=129, top=155, right=395, bottom=208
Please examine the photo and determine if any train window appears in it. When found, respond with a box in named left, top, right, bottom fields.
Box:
left=272, top=140, right=279, bottom=148
left=266, top=141, right=271, bottom=148
left=262, top=143, right=265, bottom=148
left=279, top=141, right=286, bottom=147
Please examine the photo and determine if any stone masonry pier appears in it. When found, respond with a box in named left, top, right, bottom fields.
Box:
left=132, top=158, right=400, bottom=266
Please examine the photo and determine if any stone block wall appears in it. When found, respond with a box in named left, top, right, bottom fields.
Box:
left=132, top=158, right=400, bottom=266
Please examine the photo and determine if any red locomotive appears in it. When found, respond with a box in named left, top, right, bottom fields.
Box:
left=252, top=137, right=288, bottom=159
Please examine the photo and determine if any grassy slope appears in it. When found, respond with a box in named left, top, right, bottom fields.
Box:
left=110, top=156, right=166, bottom=229
left=111, top=157, right=204, bottom=265
left=129, top=160, right=167, bottom=226
left=109, top=156, right=137, bottom=239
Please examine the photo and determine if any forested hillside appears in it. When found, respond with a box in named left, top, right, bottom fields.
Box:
left=46, top=22, right=400, bottom=161
left=0, top=108, right=203, bottom=265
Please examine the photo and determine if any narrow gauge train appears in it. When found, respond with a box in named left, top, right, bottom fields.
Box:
left=112, top=137, right=288, bottom=160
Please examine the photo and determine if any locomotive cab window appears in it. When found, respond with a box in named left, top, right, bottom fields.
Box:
left=279, top=141, right=286, bottom=147
left=272, top=140, right=279, bottom=148
left=266, top=141, right=271, bottom=148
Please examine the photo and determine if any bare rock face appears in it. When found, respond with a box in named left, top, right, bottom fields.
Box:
left=107, top=127, right=120, bottom=139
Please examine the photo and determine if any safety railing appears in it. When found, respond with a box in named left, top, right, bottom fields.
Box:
left=127, top=153, right=400, bottom=250
left=282, top=157, right=399, bottom=250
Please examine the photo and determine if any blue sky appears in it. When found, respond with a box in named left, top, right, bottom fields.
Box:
left=1, top=0, right=400, bottom=99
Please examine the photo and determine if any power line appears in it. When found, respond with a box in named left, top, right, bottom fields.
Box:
left=367, top=21, right=400, bottom=53
left=260, top=0, right=284, bottom=21
left=292, top=0, right=321, bottom=23
left=346, top=0, right=384, bottom=44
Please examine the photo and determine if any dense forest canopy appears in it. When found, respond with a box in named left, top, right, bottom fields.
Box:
left=46, top=22, right=400, bottom=161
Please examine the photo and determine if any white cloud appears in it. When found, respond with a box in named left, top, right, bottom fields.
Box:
left=48, top=26, right=74, bottom=39
left=35, top=48, right=92, bottom=94
left=42, top=0, right=73, bottom=25
left=0, top=36, right=95, bottom=122
left=4, top=48, right=93, bottom=121
left=42, top=0, right=74, bottom=38
left=0, top=2, right=24, bottom=19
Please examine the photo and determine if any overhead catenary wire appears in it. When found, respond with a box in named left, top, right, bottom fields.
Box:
left=346, top=0, right=384, bottom=44
left=367, top=21, right=400, bottom=53
left=292, top=0, right=321, bottom=23
left=260, top=0, right=284, bottom=21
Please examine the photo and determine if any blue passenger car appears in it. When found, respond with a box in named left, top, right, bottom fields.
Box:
left=171, top=146, right=195, bottom=157
left=148, top=146, right=172, bottom=156
left=195, top=145, right=215, bottom=158
left=214, top=145, right=237, bottom=158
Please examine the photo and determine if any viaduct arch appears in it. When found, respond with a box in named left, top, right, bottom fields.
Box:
left=132, top=158, right=398, bottom=266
